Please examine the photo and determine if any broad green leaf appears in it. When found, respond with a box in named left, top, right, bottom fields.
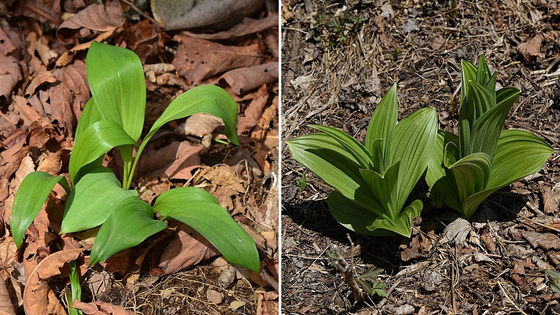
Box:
left=468, top=82, right=520, bottom=160
left=75, top=98, right=102, bottom=142
left=153, top=187, right=220, bottom=218
left=61, top=167, right=137, bottom=233
left=90, top=196, right=166, bottom=265
left=359, top=160, right=400, bottom=220
left=326, top=191, right=382, bottom=235
left=287, top=133, right=386, bottom=217
left=162, top=199, right=260, bottom=272
left=365, top=83, right=398, bottom=170
left=310, top=125, right=374, bottom=170
left=69, top=120, right=137, bottom=184
left=460, top=186, right=501, bottom=220
left=148, top=85, right=239, bottom=145
left=425, top=130, right=458, bottom=189
left=86, top=41, right=146, bottom=141
left=389, top=107, right=437, bottom=211
left=447, top=152, right=491, bottom=205
left=488, top=130, right=554, bottom=188
left=11, top=172, right=70, bottom=247
left=366, top=199, right=423, bottom=237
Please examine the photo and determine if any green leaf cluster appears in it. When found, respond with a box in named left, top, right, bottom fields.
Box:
left=287, top=84, right=438, bottom=237
left=11, top=42, right=259, bottom=273
left=425, top=55, right=554, bottom=220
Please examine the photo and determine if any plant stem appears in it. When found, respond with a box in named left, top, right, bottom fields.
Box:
left=67, top=260, right=83, bottom=315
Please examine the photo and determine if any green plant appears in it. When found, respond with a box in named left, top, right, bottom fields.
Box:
left=425, top=55, right=554, bottom=220
left=11, top=42, right=259, bottom=272
left=540, top=269, right=560, bottom=295
left=296, top=172, right=307, bottom=191
left=356, top=267, right=387, bottom=297
left=287, top=84, right=438, bottom=237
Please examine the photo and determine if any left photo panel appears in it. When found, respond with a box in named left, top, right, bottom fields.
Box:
left=0, top=1, right=279, bottom=314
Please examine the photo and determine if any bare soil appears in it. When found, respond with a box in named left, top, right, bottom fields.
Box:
left=281, top=0, right=560, bottom=314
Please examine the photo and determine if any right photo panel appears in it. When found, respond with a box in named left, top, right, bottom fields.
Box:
left=281, top=0, right=560, bottom=313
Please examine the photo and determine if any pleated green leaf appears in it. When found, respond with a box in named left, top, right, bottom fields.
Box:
left=11, top=172, right=70, bottom=247
left=360, top=160, right=400, bottom=220
left=468, top=82, right=520, bottom=161
left=366, top=199, right=423, bottom=238
left=287, top=133, right=386, bottom=217
left=61, top=167, right=137, bottom=233
left=488, top=129, right=554, bottom=188
left=156, top=189, right=259, bottom=272
left=325, top=191, right=382, bottom=235
left=447, top=152, right=491, bottom=209
left=310, top=125, right=374, bottom=170
left=86, top=41, right=145, bottom=141
left=69, top=120, right=137, bottom=185
left=365, top=84, right=398, bottom=171
left=390, top=107, right=438, bottom=211
left=90, top=196, right=166, bottom=265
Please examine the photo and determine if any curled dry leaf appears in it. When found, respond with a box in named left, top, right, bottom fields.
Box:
left=73, top=300, right=134, bottom=315
left=237, top=85, right=269, bottom=135
left=159, top=224, right=219, bottom=275
left=0, top=54, right=22, bottom=99
left=179, top=113, right=224, bottom=138
left=57, top=4, right=124, bottom=44
left=518, top=34, right=545, bottom=63
left=14, top=0, right=61, bottom=27
left=220, top=62, right=278, bottom=95
left=173, top=35, right=265, bottom=85
left=23, top=249, right=83, bottom=315
left=0, top=276, right=15, bottom=315
left=180, top=14, right=279, bottom=41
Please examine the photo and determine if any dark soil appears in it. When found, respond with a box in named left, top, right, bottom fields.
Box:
left=281, top=0, right=560, bottom=314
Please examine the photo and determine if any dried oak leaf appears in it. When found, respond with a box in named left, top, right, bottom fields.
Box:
left=0, top=278, right=15, bottom=315
left=220, top=62, right=278, bottom=95
left=23, top=249, right=83, bottom=315
left=14, top=0, right=61, bottom=28
left=73, top=300, right=134, bottom=315
left=0, top=27, right=16, bottom=56
left=57, top=4, right=124, bottom=44
left=0, top=54, right=22, bottom=99
left=522, top=231, right=560, bottom=250
left=135, top=141, right=207, bottom=181
left=173, top=35, right=265, bottom=85
left=180, top=14, right=279, bottom=41
left=159, top=224, right=219, bottom=275
left=518, top=34, right=545, bottom=63
left=238, top=85, right=269, bottom=134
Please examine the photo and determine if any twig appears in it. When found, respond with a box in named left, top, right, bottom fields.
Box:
left=329, top=237, right=365, bottom=303
left=497, top=280, right=528, bottom=315
left=487, top=199, right=560, bottom=234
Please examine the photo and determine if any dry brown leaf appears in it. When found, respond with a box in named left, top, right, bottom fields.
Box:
left=37, top=149, right=69, bottom=175
left=0, top=140, right=29, bottom=179
left=238, top=85, right=269, bottom=135
left=49, top=60, right=89, bottom=134
left=220, top=62, right=278, bottom=95
left=159, top=224, right=219, bottom=275
left=518, top=34, right=545, bottom=63
left=179, top=113, right=224, bottom=138
left=173, top=35, right=265, bottom=85
left=63, top=0, right=93, bottom=13
left=117, top=18, right=167, bottom=64
left=0, top=27, right=17, bottom=56
left=543, top=184, right=560, bottom=214
left=57, top=4, right=124, bottom=44
left=263, top=28, right=278, bottom=59
left=14, top=0, right=61, bottom=28
left=0, top=54, right=22, bottom=99
left=13, top=95, right=42, bottom=126
left=73, top=300, right=134, bottom=315
left=0, top=276, right=15, bottom=315
left=55, top=30, right=114, bottom=67
left=429, top=34, right=445, bottom=50
left=180, top=14, right=279, bottom=40
left=0, top=237, right=17, bottom=281
left=202, top=165, right=245, bottom=193
left=522, top=231, right=560, bottom=250
left=23, top=249, right=83, bottom=315
left=0, top=178, right=9, bottom=203
left=256, top=289, right=278, bottom=315
left=135, top=141, right=207, bottom=181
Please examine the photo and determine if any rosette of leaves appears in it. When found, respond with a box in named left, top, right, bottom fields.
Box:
left=425, top=55, right=554, bottom=220
left=11, top=42, right=259, bottom=272
left=287, top=85, right=438, bottom=237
